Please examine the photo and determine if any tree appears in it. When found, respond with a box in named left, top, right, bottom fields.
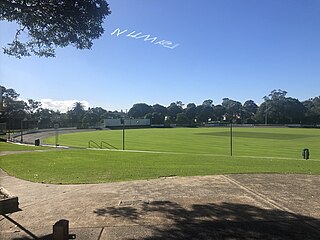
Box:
left=26, top=99, right=41, bottom=115
left=87, top=107, right=107, bottom=121
left=222, top=98, right=242, bottom=121
left=303, top=97, right=320, bottom=124
left=167, top=102, right=183, bottom=122
left=257, top=90, right=305, bottom=124
left=282, top=97, right=305, bottom=124
left=175, top=101, right=184, bottom=108
left=35, top=108, right=56, bottom=129
left=266, top=89, right=288, bottom=101
left=145, top=112, right=165, bottom=125
left=0, top=85, right=27, bottom=129
left=176, top=113, right=189, bottom=125
left=212, top=105, right=226, bottom=121
left=67, top=102, right=85, bottom=127
left=243, top=100, right=258, bottom=123
left=196, top=105, right=213, bottom=123
left=152, top=104, right=168, bottom=116
left=82, top=111, right=99, bottom=128
left=1, top=0, right=111, bottom=58
left=202, top=99, right=213, bottom=107
left=128, top=103, right=152, bottom=118
left=185, top=103, right=197, bottom=122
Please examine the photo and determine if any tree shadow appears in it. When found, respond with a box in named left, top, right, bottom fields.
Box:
left=94, top=206, right=139, bottom=221
left=95, top=201, right=320, bottom=239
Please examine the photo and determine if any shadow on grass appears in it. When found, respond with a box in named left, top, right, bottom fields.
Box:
left=95, top=201, right=320, bottom=239
left=196, top=131, right=315, bottom=140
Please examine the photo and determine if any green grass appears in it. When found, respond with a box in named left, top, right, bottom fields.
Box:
left=1, top=149, right=319, bottom=184
left=1, top=127, right=320, bottom=184
left=44, top=127, right=320, bottom=159
left=0, top=142, right=49, bottom=151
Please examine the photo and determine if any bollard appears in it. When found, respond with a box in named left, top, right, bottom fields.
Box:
left=53, top=219, right=69, bottom=240
left=302, top=148, right=310, bottom=160
left=53, top=219, right=76, bottom=240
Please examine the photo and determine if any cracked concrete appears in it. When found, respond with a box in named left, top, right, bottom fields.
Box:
left=1, top=169, right=319, bottom=239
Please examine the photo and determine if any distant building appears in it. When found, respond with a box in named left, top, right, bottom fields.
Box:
left=102, top=119, right=150, bottom=128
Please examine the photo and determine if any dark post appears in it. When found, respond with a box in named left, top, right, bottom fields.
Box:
left=20, top=120, right=23, bottom=143
left=121, top=118, right=125, bottom=150
left=230, top=120, right=233, bottom=158
left=302, top=148, right=310, bottom=160
left=53, top=219, right=69, bottom=240
left=54, top=123, right=59, bottom=147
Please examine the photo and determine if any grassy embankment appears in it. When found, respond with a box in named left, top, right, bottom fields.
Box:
left=1, top=128, right=319, bottom=184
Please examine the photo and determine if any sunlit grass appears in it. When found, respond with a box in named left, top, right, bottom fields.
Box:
left=1, top=149, right=319, bottom=184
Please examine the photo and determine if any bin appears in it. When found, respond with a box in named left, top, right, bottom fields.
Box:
left=302, top=148, right=309, bottom=160
left=35, top=139, right=40, bottom=146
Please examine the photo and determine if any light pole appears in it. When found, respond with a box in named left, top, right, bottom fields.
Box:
left=263, top=96, right=269, bottom=125
left=20, top=118, right=27, bottom=143
left=230, top=118, right=233, bottom=158
left=265, top=104, right=268, bottom=125
left=121, top=118, right=125, bottom=150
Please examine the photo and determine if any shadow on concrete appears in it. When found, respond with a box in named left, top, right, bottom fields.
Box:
left=95, top=201, right=320, bottom=240
left=11, top=236, right=52, bottom=240
left=95, top=206, right=139, bottom=221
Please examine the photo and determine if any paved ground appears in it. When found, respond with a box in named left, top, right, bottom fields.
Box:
left=1, top=169, right=319, bottom=240
left=11, top=128, right=96, bottom=146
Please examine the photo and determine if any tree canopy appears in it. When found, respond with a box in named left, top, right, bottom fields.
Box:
left=0, top=0, right=111, bottom=58
left=1, top=86, right=320, bottom=130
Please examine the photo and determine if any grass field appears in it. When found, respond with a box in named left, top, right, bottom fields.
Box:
left=44, top=127, right=320, bottom=159
left=1, top=127, right=319, bottom=184
left=0, top=141, right=49, bottom=151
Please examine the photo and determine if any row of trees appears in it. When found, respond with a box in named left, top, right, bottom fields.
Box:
left=0, top=86, right=125, bottom=130
left=1, top=86, right=320, bottom=131
left=128, top=90, right=320, bottom=125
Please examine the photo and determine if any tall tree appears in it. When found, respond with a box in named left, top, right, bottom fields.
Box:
left=128, top=103, right=152, bottom=118
left=257, top=90, right=305, bottom=124
left=243, top=100, right=258, bottom=123
left=1, top=0, right=111, bottom=58
left=145, top=112, right=165, bottom=124
left=196, top=105, right=213, bottom=123
left=222, top=98, right=242, bottom=121
left=176, top=113, right=189, bottom=124
left=212, top=105, right=226, bottom=121
left=302, top=97, right=320, bottom=124
left=167, top=102, right=183, bottom=122
left=202, top=99, right=213, bottom=107
left=26, top=99, right=41, bottom=115
left=152, top=104, right=168, bottom=116
left=0, top=85, right=27, bottom=129
left=185, top=103, right=197, bottom=122
left=82, top=111, right=99, bottom=128
left=67, top=102, right=86, bottom=127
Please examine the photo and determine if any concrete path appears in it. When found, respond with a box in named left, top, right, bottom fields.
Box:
left=1, top=170, right=320, bottom=239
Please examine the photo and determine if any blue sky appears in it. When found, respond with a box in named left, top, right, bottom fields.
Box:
left=1, top=0, right=320, bottom=112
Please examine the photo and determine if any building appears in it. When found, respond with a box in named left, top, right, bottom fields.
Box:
left=102, top=119, right=150, bottom=128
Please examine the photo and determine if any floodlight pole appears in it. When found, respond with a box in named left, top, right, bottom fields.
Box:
left=54, top=123, right=59, bottom=147
left=20, top=118, right=27, bottom=143
left=122, top=118, right=125, bottom=150
left=20, top=120, right=23, bottom=143
left=230, top=119, right=233, bottom=158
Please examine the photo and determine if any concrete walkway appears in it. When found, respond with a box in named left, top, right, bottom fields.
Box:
left=1, top=170, right=320, bottom=239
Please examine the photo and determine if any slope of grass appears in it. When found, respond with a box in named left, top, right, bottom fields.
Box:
left=1, top=149, right=319, bottom=184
